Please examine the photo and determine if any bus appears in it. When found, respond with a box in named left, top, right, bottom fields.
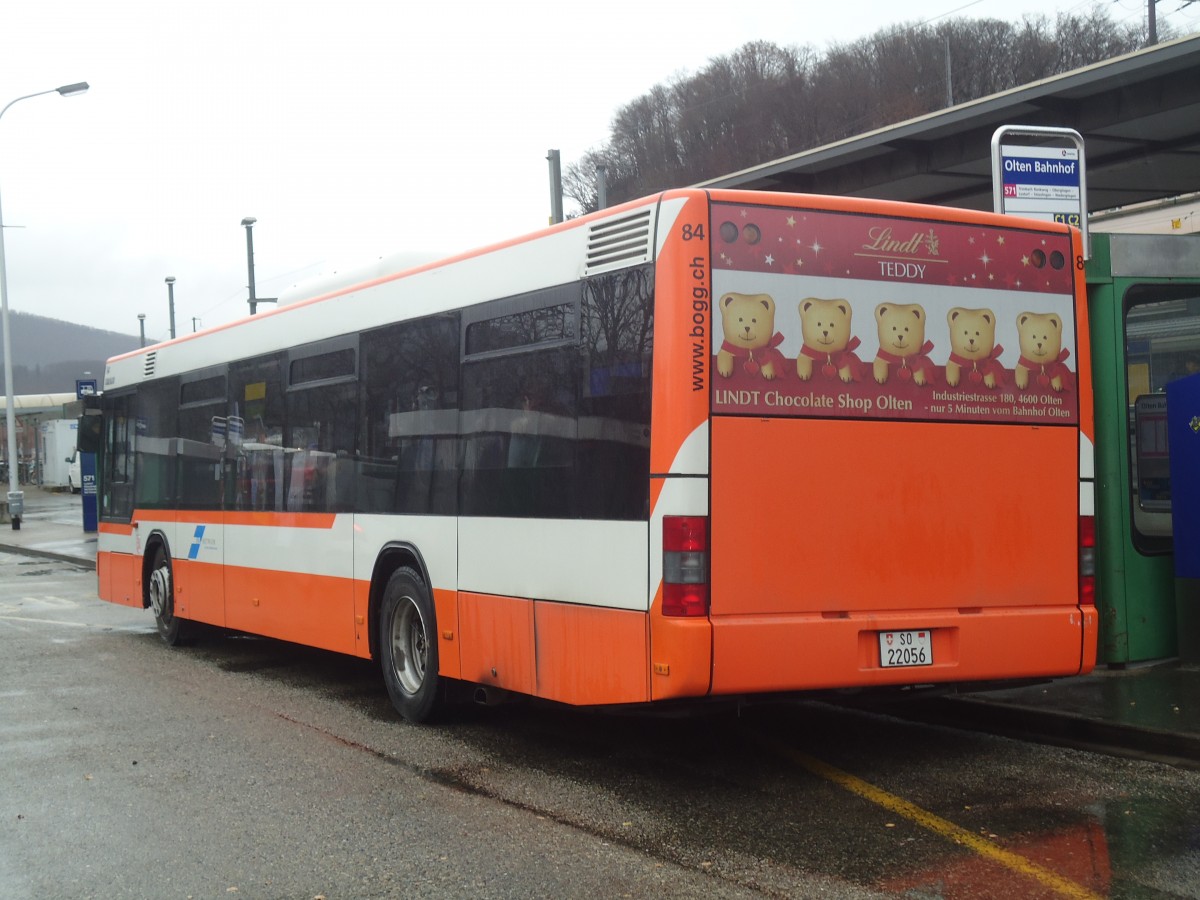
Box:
left=90, top=189, right=1097, bottom=722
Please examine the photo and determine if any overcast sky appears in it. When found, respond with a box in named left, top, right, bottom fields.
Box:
left=0, top=0, right=1193, bottom=343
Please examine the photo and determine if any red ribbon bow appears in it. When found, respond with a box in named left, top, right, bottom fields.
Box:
left=949, top=344, right=1006, bottom=387
left=877, top=340, right=935, bottom=382
left=1019, top=348, right=1072, bottom=387
left=722, top=332, right=786, bottom=376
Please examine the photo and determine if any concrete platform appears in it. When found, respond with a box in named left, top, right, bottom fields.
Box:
left=0, top=484, right=97, bottom=566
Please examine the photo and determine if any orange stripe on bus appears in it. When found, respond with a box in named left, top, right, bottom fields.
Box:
left=648, top=584, right=714, bottom=701
left=97, top=551, right=140, bottom=608
left=1070, top=227, right=1095, bottom=445
left=457, top=592, right=651, bottom=705
left=223, top=564, right=356, bottom=656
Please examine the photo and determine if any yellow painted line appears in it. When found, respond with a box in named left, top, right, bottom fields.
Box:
left=758, top=735, right=1103, bottom=900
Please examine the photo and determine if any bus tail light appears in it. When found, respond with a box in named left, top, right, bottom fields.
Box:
left=663, top=515, right=709, bottom=617
left=1079, top=515, right=1096, bottom=607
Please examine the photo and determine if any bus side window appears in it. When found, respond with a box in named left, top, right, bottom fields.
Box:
left=229, top=356, right=285, bottom=512
left=101, top=392, right=135, bottom=521
left=178, top=373, right=227, bottom=512
left=285, top=342, right=358, bottom=513
left=579, top=267, right=654, bottom=521
left=134, top=377, right=179, bottom=510
left=461, top=347, right=578, bottom=518
left=360, top=314, right=459, bottom=516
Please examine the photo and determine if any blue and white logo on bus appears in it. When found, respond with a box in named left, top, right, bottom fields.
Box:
left=188, top=525, right=206, bottom=560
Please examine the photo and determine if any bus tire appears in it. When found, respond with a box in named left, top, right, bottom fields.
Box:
left=379, top=566, right=440, bottom=723
left=148, top=545, right=194, bottom=646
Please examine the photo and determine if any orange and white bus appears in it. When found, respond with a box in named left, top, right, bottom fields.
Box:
left=92, top=189, right=1096, bottom=722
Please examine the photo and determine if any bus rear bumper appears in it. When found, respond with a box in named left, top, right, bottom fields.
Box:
left=710, top=605, right=1096, bottom=695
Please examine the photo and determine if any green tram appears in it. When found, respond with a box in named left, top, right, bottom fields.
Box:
left=1087, top=231, right=1200, bottom=664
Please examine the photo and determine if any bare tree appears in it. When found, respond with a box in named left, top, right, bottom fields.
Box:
left=568, top=6, right=1150, bottom=209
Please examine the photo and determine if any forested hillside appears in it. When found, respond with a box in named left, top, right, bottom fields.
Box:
left=0, top=311, right=138, bottom=394
left=564, top=8, right=1150, bottom=210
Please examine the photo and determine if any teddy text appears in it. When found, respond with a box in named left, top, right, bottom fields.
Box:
left=877, top=261, right=927, bottom=280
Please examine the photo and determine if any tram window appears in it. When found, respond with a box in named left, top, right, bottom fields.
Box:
left=1123, top=286, right=1200, bottom=548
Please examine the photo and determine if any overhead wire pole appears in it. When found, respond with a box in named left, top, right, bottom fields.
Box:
left=164, top=276, right=176, bottom=339
left=241, top=217, right=276, bottom=315
left=547, top=150, right=563, bottom=225
left=242, top=217, right=259, bottom=315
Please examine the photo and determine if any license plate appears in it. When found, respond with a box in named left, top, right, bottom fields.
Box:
left=878, top=630, right=933, bottom=668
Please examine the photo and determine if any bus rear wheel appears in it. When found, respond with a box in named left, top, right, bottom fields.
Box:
left=148, top=546, right=194, bottom=646
left=379, top=567, right=440, bottom=723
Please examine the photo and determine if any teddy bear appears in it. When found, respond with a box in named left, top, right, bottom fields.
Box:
left=716, top=292, right=785, bottom=380
left=872, top=302, right=934, bottom=385
left=1015, top=311, right=1071, bottom=391
left=945, top=307, right=1004, bottom=389
left=795, top=297, right=865, bottom=383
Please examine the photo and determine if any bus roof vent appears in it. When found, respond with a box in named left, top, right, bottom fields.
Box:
left=143, top=351, right=157, bottom=379
left=585, top=207, right=653, bottom=274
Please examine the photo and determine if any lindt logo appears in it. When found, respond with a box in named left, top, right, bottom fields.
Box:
left=862, top=226, right=940, bottom=257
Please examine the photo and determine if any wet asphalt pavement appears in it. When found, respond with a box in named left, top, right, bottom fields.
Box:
left=4, top=547, right=1200, bottom=897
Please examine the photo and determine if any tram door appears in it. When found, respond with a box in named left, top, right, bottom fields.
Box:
left=1087, top=232, right=1200, bottom=663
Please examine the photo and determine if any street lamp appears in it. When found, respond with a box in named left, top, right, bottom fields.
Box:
left=137, top=313, right=146, bottom=348
left=241, top=217, right=259, bottom=315
left=0, top=81, right=90, bottom=530
left=164, top=276, right=176, bottom=339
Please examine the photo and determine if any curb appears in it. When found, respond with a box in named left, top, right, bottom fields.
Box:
left=912, top=696, right=1200, bottom=770
left=0, top=543, right=96, bottom=570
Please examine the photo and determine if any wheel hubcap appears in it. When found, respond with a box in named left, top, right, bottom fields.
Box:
left=149, top=566, right=171, bottom=621
left=390, top=597, right=427, bottom=695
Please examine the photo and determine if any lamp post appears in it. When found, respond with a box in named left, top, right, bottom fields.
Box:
left=241, top=217, right=258, bottom=315
left=137, top=313, right=146, bottom=348
left=164, top=276, right=176, bottom=339
left=0, top=81, right=89, bottom=530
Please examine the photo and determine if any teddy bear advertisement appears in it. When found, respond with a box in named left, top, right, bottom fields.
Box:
left=710, top=204, right=1079, bottom=425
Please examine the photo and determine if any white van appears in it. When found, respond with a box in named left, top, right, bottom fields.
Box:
left=66, top=451, right=82, bottom=493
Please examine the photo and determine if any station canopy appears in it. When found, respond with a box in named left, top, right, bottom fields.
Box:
left=699, top=32, right=1200, bottom=216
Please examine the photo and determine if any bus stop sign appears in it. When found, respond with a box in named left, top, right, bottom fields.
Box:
left=991, top=125, right=1088, bottom=259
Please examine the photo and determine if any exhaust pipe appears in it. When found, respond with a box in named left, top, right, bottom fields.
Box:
left=473, top=686, right=512, bottom=707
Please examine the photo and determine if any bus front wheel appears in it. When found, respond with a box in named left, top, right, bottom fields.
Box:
left=379, top=566, right=440, bottom=723
left=148, top=546, right=194, bottom=646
